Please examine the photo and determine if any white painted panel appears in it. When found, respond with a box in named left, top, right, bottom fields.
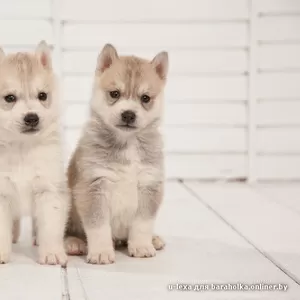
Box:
left=62, top=0, right=248, bottom=21
left=164, top=127, right=246, bottom=152
left=258, top=128, right=300, bottom=153
left=65, top=127, right=246, bottom=154
left=258, top=17, right=300, bottom=42
left=0, top=0, right=51, bottom=18
left=165, top=103, right=247, bottom=125
left=0, top=21, right=52, bottom=45
left=63, top=23, right=248, bottom=48
left=258, top=73, right=300, bottom=99
left=258, top=0, right=300, bottom=13
left=65, top=103, right=247, bottom=127
left=166, top=154, right=246, bottom=179
left=257, top=156, right=300, bottom=180
left=63, top=50, right=247, bottom=74
left=259, top=45, right=300, bottom=70
left=257, top=101, right=300, bottom=125
left=64, top=76, right=247, bottom=103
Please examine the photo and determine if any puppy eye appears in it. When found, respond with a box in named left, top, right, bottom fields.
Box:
left=109, top=90, right=120, bottom=99
left=38, top=92, right=47, bottom=101
left=4, top=94, right=17, bottom=103
left=141, top=94, right=151, bottom=103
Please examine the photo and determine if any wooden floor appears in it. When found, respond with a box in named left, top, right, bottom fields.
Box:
left=1, top=181, right=300, bottom=300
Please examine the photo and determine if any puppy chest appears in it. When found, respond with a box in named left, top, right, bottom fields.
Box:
left=108, top=165, right=139, bottom=239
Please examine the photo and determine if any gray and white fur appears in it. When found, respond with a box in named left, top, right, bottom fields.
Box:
left=65, top=44, right=168, bottom=264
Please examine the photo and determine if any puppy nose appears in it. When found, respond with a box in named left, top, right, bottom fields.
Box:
left=24, top=113, right=39, bottom=127
left=121, top=110, right=136, bottom=124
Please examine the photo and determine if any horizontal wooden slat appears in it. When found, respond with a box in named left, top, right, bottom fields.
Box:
left=64, top=76, right=247, bottom=103
left=258, top=74, right=300, bottom=99
left=164, top=127, right=246, bottom=152
left=258, top=128, right=300, bottom=153
left=257, top=101, right=300, bottom=125
left=63, top=49, right=247, bottom=74
left=65, top=103, right=247, bottom=127
left=166, top=154, right=246, bottom=179
left=63, top=24, right=248, bottom=49
left=65, top=127, right=246, bottom=154
left=0, top=0, right=51, bottom=18
left=0, top=21, right=52, bottom=45
left=257, top=156, right=300, bottom=180
left=62, top=0, right=248, bottom=21
left=258, top=17, right=300, bottom=42
left=258, top=0, right=300, bottom=13
left=259, top=45, right=300, bottom=70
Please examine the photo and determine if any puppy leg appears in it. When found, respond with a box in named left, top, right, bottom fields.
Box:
left=0, top=178, right=15, bottom=263
left=12, top=219, right=20, bottom=244
left=77, top=180, right=115, bottom=265
left=32, top=218, right=38, bottom=246
left=33, top=178, right=69, bottom=266
left=128, top=182, right=163, bottom=258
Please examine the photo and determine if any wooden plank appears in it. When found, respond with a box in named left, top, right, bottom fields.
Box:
left=258, top=74, right=300, bottom=99
left=165, top=154, right=246, bottom=179
left=63, top=23, right=248, bottom=48
left=65, top=127, right=246, bottom=154
left=185, top=182, right=300, bottom=283
left=65, top=103, right=247, bottom=127
left=258, top=0, right=300, bottom=13
left=257, top=156, right=300, bottom=180
left=62, top=0, right=248, bottom=21
left=257, top=101, right=300, bottom=125
left=63, top=49, right=248, bottom=74
left=64, top=75, right=247, bottom=103
left=257, top=184, right=300, bottom=214
left=67, top=182, right=300, bottom=299
left=0, top=217, right=62, bottom=300
left=258, top=17, right=300, bottom=42
left=0, top=0, right=51, bottom=18
left=259, top=45, right=300, bottom=70
left=163, top=127, right=246, bottom=153
left=257, top=128, right=300, bottom=153
left=0, top=21, right=52, bottom=45
left=0, top=265, right=62, bottom=300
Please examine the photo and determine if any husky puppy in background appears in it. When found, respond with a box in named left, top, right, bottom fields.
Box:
left=65, top=44, right=168, bottom=264
left=0, top=41, right=69, bottom=265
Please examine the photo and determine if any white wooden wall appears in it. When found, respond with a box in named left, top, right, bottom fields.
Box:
left=0, top=0, right=299, bottom=182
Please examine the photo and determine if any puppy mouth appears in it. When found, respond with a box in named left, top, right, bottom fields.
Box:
left=21, top=127, right=40, bottom=134
left=116, top=124, right=137, bottom=131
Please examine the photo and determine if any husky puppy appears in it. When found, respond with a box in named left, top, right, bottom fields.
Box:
left=65, top=44, right=168, bottom=264
left=0, top=42, right=69, bottom=265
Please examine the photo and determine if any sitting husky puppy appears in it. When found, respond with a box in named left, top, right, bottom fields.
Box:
left=0, top=42, right=69, bottom=265
left=65, top=44, right=168, bottom=264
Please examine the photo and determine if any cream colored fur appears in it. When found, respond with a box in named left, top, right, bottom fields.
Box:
left=0, top=41, right=69, bottom=265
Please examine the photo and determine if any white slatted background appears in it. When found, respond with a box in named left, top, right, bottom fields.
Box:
left=0, top=0, right=299, bottom=182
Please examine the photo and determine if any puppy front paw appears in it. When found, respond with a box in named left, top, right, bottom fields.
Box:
left=65, top=236, right=87, bottom=256
left=87, top=248, right=115, bottom=265
left=152, top=235, right=165, bottom=250
left=38, top=247, right=68, bottom=266
left=128, top=242, right=156, bottom=258
left=0, top=250, right=10, bottom=264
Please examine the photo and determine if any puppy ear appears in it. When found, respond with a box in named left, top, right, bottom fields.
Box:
left=35, top=40, right=52, bottom=69
left=0, top=47, right=5, bottom=63
left=151, top=51, right=169, bottom=80
left=96, top=44, right=118, bottom=73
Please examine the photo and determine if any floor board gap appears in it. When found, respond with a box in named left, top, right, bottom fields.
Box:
left=61, top=267, right=71, bottom=300
left=181, top=180, right=300, bottom=286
